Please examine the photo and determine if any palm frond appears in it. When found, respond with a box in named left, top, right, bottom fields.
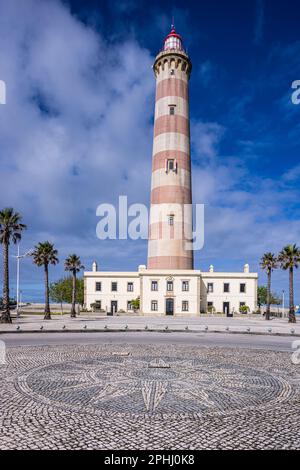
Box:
left=32, top=241, right=59, bottom=267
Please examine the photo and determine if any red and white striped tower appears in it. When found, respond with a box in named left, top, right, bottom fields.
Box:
left=147, top=26, right=194, bottom=270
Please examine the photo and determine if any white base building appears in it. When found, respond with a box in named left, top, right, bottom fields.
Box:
left=84, top=263, right=258, bottom=316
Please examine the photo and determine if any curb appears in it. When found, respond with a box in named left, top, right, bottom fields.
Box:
left=0, top=328, right=299, bottom=338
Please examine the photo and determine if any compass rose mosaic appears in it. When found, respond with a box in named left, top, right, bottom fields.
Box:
left=15, top=351, right=292, bottom=418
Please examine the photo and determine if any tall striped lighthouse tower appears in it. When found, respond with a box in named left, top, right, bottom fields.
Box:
left=147, top=26, right=194, bottom=270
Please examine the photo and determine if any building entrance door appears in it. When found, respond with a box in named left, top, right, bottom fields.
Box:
left=166, top=298, right=174, bottom=316
left=223, top=302, right=230, bottom=317
left=110, top=301, right=118, bottom=316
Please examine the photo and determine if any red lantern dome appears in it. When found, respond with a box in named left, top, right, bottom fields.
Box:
left=163, top=25, right=184, bottom=51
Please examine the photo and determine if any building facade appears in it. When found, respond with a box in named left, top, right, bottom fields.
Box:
left=84, top=263, right=257, bottom=316
left=84, top=26, right=258, bottom=316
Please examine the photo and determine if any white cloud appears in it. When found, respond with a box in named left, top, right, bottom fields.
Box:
left=0, top=0, right=153, bottom=241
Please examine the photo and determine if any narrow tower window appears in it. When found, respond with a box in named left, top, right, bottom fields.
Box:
left=166, top=159, right=176, bottom=172
left=169, top=106, right=175, bottom=115
left=168, top=214, right=174, bottom=226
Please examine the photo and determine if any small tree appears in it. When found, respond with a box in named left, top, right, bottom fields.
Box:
left=32, top=242, right=59, bottom=320
left=50, top=277, right=84, bottom=313
left=49, top=280, right=68, bottom=314
left=64, top=255, right=85, bottom=318
left=130, top=297, right=140, bottom=312
left=239, top=305, right=250, bottom=314
left=257, top=286, right=281, bottom=311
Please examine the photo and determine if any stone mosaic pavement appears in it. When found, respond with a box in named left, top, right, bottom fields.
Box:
left=0, top=343, right=300, bottom=450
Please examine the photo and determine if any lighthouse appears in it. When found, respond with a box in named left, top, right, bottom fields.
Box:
left=147, top=26, right=194, bottom=270
left=84, top=26, right=258, bottom=317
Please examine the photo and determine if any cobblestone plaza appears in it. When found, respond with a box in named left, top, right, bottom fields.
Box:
left=0, top=342, right=300, bottom=450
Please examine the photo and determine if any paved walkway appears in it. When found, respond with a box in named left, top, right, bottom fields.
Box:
left=1, top=343, right=299, bottom=449
left=1, top=314, right=299, bottom=336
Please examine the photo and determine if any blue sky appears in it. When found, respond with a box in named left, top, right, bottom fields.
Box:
left=0, top=0, right=300, bottom=302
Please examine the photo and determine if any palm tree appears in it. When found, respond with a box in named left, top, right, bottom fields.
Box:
left=278, top=244, right=300, bottom=324
left=260, top=253, right=278, bottom=321
left=32, top=242, right=59, bottom=320
left=64, top=254, right=84, bottom=317
left=0, top=208, right=26, bottom=323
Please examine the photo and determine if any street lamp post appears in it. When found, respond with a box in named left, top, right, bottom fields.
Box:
left=282, top=290, right=285, bottom=318
left=13, top=245, right=34, bottom=317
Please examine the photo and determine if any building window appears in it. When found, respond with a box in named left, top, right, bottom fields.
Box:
left=151, top=300, right=158, bottom=311
left=169, top=106, right=175, bottom=115
left=167, top=280, right=173, bottom=292
left=168, top=214, right=174, bottom=226
left=151, top=281, right=158, bottom=291
left=167, top=159, right=175, bottom=172
left=95, top=282, right=101, bottom=292
left=170, top=69, right=175, bottom=76
left=93, top=300, right=101, bottom=310
left=182, top=281, right=189, bottom=292
left=111, top=282, right=118, bottom=292
left=127, top=282, right=134, bottom=292
left=127, top=301, right=133, bottom=310
left=224, top=283, right=230, bottom=293
left=182, top=301, right=189, bottom=312
left=240, top=302, right=246, bottom=308
left=207, top=301, right=214, bottom=308
left=240, top=283, right=246, bottom=293
left=207, top=283, right=214, bottom=293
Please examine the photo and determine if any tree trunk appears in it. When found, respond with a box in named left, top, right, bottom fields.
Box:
left=289, top=267, right=296, bottom=323
left=266, top=270, right=271, bottom=321
left=1, top=241, right=12, bottom=323
left=44, top=264, right=51, bottom=320
left=70, top=271, right=76, bottom=318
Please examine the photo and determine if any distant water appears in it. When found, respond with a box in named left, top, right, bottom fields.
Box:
left=10, top=282, right=45, bottom=303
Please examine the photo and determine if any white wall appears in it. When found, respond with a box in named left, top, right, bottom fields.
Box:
left=140, top=272, right=199, bottom=316
left=201, top=273, right=258, bottom=313
left=85, top=273, right=140, bottom=312
left=84, top=269, right=258, bottom=315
